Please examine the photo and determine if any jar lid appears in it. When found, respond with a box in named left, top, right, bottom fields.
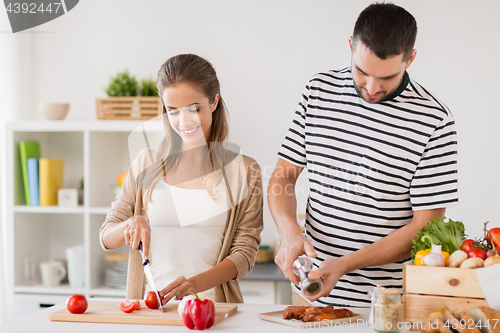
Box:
left=376, top=288, right=400, bottom=296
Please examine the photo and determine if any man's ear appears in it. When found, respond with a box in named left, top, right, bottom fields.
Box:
left=349, top=36, right=353, bottom=54
left=406, top=49, right=417, bottom=69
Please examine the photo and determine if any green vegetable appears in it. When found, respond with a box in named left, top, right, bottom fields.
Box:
left=411, top=217, right=466, bottom=263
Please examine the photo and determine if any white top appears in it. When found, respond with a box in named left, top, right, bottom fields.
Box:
left=145, top=179, right=229, bottom=294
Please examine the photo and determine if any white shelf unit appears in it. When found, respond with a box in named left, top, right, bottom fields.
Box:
left=4, top=120, right=162, bottom=317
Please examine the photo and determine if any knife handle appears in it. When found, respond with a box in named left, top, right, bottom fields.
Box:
left=139, top=241, right=149, bottom=266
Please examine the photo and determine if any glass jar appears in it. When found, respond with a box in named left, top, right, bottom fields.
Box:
left=372, top=288, right=403, bottom=333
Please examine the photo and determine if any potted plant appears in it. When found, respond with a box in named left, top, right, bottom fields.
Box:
left=105, top=69, right=139, bottom=97
left=96, top=70, right=160, bottom=120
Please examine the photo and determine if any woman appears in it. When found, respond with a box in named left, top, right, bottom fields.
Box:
left=99, top=54, right=263, bottom=304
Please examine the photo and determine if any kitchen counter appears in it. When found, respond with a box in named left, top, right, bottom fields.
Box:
left=0, top=300, right=422, bottom=333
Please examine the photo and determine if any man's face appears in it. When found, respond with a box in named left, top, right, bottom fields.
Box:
left=350, top=38, right=416, bottom=104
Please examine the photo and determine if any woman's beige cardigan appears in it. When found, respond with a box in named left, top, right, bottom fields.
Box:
left=99, top=148, right=264, bottom=303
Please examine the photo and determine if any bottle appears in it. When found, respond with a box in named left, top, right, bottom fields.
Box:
left=256, top=245, right=271, bottom=263
left=372, top=288, right=403, bottom=333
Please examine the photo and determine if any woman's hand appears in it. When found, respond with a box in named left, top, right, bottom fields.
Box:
left=159, top=276, right=196, bottom=305
left=124, top=216, right=151, bottom=259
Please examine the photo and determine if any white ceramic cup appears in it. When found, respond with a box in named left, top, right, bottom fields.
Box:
left=40, top=261, right=66, bottom=287
left=66, top=245, right=84, bottom=288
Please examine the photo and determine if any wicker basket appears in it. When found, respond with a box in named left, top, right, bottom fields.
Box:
left=96, top=97, right=160, bottom=120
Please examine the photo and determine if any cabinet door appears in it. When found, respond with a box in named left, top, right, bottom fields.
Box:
left=13, top=294, right=70, bottom=318
left=239, top=281, right=276, bottom=304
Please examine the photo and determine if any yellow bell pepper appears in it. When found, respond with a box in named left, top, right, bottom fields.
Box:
left=442, top=251, right=450, bottom=265
left=415, top=248, right=450, bottom=266
left=415, top=249, right=431, bottom=265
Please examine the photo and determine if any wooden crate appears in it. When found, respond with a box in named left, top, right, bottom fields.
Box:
left=403, top=265, right=489, bottom=324
left=96, top=97, right=160, bottom=120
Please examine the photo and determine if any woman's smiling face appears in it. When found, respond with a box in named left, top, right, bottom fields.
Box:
left=162, top=82, right=219, bottom=148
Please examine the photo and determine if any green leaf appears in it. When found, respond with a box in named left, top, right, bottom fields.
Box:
left=411, top=217, right=466, bottom=263
left=104, top=69, right=139, bottom=97
left=139, top=77, right=157, bottom=97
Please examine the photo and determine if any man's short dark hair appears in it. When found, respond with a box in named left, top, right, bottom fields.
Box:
left=352, top=2, right=417, bottom=61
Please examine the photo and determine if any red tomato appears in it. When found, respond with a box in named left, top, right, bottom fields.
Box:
left=461, top=239, right=475, bottom=253
left=133, top=300, right=141, bottom=310
left=145, top=291, right=158, bottom=309
left=468, top=247, right=487, bottom=260
left=120, top=300, right=136, bottom=313
left=66, top=294, right=88, bottom=314
left=487, top=227, right=500, bottom=247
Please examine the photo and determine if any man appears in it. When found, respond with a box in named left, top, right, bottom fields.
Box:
left=268, top=3, right=458, bottom=307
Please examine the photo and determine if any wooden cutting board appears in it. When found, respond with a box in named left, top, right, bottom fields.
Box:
left=257, top=310, right=363, bottom=328
left=49, top=301, right=237, bottom=326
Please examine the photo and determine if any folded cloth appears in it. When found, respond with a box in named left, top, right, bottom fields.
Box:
left=475, top=264, right=500, bottom=310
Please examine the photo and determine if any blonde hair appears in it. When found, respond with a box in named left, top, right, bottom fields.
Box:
left=139, top=54, right=229, bottom=205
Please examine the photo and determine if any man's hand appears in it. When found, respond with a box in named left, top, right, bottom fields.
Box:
left=305, top=258, right=347, bottom=301
left=268, top=158, right=310, bottom=284
left=275, top=231, right=317, bottom=285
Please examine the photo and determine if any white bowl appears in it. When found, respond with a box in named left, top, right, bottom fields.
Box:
left=41, top=103, right=70, bottom=120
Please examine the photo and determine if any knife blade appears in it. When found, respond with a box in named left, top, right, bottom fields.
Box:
left=139, top=241, right=164, bottom=312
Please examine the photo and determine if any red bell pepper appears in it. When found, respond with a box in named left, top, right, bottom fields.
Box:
left=181, top=293, right=216, bottom=330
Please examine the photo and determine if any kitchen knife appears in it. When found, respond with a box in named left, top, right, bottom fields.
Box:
left=139, top=241, right=164, bottom=312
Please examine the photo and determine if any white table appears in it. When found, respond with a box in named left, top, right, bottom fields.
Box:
left=0, top=301, right=420, bottom=332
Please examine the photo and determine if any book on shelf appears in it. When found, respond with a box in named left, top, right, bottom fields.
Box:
left=19, top=141, right=41, bottom=206
left=27, top=158, right=39, bottom=206
left=39, top=158, right=64, bottom=206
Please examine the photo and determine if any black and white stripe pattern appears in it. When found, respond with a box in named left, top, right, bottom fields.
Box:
left=279, top=68, right=458, bottom=307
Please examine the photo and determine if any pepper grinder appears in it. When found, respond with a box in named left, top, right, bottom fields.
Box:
left=292, top=255, right=323, bottom=297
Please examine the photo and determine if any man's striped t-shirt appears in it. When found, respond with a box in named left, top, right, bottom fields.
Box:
left=278, top=67, right=458, bottom=308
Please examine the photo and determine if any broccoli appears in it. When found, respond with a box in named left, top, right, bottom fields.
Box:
left=411, top=217, right=466, bottom=263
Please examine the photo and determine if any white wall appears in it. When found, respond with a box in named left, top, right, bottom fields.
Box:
left=0, top=6, right=36, bottom=323
left=11, top=0, right=500, bottom=244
